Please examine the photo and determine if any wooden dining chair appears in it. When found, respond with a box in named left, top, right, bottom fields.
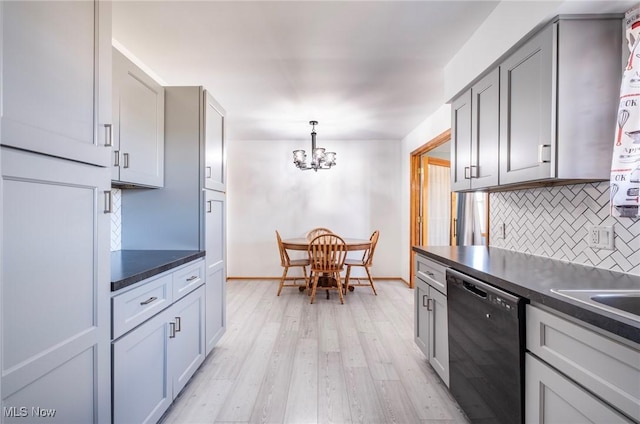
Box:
left=305, top=227, right=333, bottom=241
left=344, top=230, right=380, bottom=295
left=308, top=233, right=347, bottom=304
left=276, top=230, right=310, bottom=295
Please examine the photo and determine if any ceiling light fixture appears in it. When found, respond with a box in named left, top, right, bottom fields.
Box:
left=292, top=121, right=337, bottom=171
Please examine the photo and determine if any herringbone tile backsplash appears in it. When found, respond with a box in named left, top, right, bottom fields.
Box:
left=490, top=182, right=640, bottom=276
left=110, top=188, right=122, bottom=252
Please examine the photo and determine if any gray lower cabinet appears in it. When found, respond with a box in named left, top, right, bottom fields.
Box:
left=205, top=190, right=227, bottom=353
left=525, top=354, right=632, bottom=424
left=414, top=255, right=449, bottom=386
left=1, top=148, right=111, bottom=423
left=0, top=0, right=112, bottom=167
left=525, top=305, right=639, bottom=423
left=113, top=284, right=205, bottom=424
left=112, top=47, right=165, bottom=188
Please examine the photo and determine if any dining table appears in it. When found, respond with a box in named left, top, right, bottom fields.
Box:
left=281, top=236, right=372, bottom=295
left=281, top=237, right=372, bottom=252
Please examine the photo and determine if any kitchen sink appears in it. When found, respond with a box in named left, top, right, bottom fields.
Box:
left=551, top=289, right=640, bottom=323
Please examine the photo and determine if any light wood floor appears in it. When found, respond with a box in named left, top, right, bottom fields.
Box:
left=160, top=280, right=469, bottom=424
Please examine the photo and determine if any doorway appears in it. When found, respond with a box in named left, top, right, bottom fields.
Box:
left=409, top=129, right=489, bottom=288
left=409, top=130, right=452, bottom=288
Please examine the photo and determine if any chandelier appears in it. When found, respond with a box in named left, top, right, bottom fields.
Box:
left=292, top=121, right=337, bottom=171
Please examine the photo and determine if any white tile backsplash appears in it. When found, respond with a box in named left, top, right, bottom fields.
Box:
left=110, top=188, right=122, bottom=251
left=490, top=182, right=640, bottom=276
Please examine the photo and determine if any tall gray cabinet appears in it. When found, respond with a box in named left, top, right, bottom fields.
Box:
left=121, top=86, right=226, bottom=355
left=0, top=1, right=112, bottom=422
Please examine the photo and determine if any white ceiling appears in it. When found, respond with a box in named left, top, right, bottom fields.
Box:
left=112, top=1, right=501, bottom=141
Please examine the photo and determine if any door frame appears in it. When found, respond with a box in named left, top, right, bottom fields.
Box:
left=409, top=129, right=450, bottom=289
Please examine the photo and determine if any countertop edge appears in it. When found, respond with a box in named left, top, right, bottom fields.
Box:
left=111, top=250, right=206, bottom=292
left=413, top=246, right=640, bottom=346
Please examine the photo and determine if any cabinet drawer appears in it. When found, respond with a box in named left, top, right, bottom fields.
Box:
left=173, top=259, right=205, bottom=301
left=415, top=255, right=447, bottom=294
left=527, top=305, right=640, bottom=420
left=113, top=274, right=172, bottom=339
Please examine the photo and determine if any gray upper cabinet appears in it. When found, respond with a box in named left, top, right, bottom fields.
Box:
left=451, top=69, right=500, bottom=191
left=112, top=48, right=165, bottom=187
left=499, top=24, right=554, bottom=185
left=500, top=17, right=622, bottom=186
left=0, top=1, right=112, bottom=167
left=451, top=16, right=622, bottom=191
left=204, top=93, right=226, bottom=192
left=451, top=91, right=472, bottom=191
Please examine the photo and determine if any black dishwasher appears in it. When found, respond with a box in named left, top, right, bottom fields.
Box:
left=446, top=269, right=526, bottom=424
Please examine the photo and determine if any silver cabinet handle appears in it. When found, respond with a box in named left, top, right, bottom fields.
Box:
left=205, top=166, right=212, bottom=179
left=123, top=153, right=130, bottom=168
left=207, top=200, right=212, bottom=213
left=104, top=124, right=113, bottom=147
left=427, top=298, right=433, bottom=311
left=186, top=275, right=198, bottom=282
left=114, top=150, right=120, bottom=167
left=464, top=166, right=471, bottom=179
left=140, top=296, right=157, bottom=306
left=175, top=317, right=181, bottom=332
left=470, top=165, right=479, bottom=178
left=538, top=144, right=551, bottom=163
left=423, top=294, right=429, bottom=308
left=104, top=190, right=112, bottom=214
left=169, top=322, right=176, bottom=338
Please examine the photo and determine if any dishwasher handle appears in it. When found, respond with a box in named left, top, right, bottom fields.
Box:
left=446, top=268, right=521, bottom=305
left=463, top=281, right=487, bottom=299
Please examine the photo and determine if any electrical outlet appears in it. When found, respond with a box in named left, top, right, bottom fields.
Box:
left=587, top=225, right=615, bottom=250
left=496, top=222, right=505, bottom=239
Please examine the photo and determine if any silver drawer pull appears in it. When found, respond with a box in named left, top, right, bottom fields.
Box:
left=175, top=317, right=181, bottom=332
left=123, top=153, right=130, bottom=168
left=169, top=322, right=176, bottom=338
left=140, top=296, right=158, bottom=306
left=186, top=275, right=198, bottom=282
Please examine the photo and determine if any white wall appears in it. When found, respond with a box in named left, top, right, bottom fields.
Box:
left=399, top=104, right=451, bottom=282
left=227, top=138, right=402, bottom=279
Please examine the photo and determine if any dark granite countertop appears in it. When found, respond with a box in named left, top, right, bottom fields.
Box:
left=413, top=246, right=640, bottom=345
left=111, top=250, right=205, bottom=292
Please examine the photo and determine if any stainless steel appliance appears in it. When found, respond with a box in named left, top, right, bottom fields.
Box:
left=446, top=269, right=526, bottom=424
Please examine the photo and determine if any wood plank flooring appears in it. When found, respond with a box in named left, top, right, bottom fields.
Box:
left=160, top=280, right=469, bottom=424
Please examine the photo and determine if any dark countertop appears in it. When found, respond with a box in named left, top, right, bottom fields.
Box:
left=413, top=246, right=640, bottom=345
left=111, top=250, right=205, bottom=292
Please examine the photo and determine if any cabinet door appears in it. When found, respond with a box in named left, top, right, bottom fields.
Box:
left=0, top=1, right=111, bottom=167
left=414, top=278, right=430, bottom=358
left=112, top=48, right=165, bottom=187
left=113, top=309, right=172, bottom=424
left=170, top=286, right=206, bottom=397
left=450, top=90, right=472, bottom=191
left=499, top=24, right=554, bottom=185
left=203, top=92, right=226, bottom=192
left=471, top=68, right=499, bottom=189
left=205, top=190, right=226, bottom=354
left=525, top=354, right=633, bottom=424
left=1, top=148, right=110, bottom=423
left=428, top=287, right=449, bottom=387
